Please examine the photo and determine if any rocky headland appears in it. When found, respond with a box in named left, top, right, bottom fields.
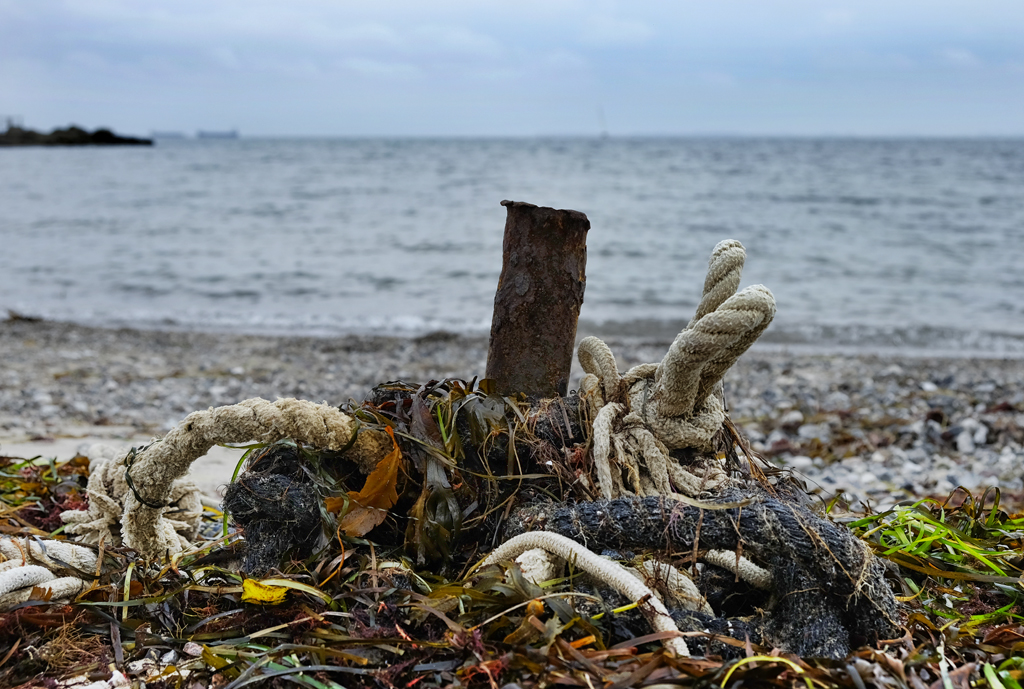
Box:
left=0, top=124, right=152, bottom=146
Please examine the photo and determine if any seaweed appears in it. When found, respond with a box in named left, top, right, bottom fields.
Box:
left=2, top=390, right=1024, bottom=688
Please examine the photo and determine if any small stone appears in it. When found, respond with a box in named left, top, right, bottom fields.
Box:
left=920, top=381, right=938, bottom=392
left=743, top=425, right=765, bottom=443
left=797, top=423, right=831, bottom=442
left=62, top=679, right=109, bottom=689
left=956, top=430, right=975, bottom=454
left=973, top=424, right=988, bottom=445
left=183, top=641, right=204, bottom=657
left=779, top=409, right=804, bottom=429
left=788, top=455, right=814, bottom=471
left=823, top=391, right=851, bottom=411
left=127, top=658, right=157, bottom=675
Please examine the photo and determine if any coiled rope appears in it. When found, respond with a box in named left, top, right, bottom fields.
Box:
left=579, top=239, right=775, bottom=502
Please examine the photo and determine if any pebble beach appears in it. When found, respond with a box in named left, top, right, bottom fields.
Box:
left=2, top=317, right=1022, bottom=509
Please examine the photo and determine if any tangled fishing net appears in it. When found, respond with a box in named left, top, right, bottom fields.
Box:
left=1, top=239, right=902, bottom=666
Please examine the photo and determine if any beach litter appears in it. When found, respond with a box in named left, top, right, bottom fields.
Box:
left=0, top=238, right=1022, bottom=688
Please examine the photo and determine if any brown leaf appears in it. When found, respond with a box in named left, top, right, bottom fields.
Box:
left=982, top=624, right=1024, bottom=645
left=332, top=426, right=402, bottom=537
left=338, top=505, right=389, bottom=538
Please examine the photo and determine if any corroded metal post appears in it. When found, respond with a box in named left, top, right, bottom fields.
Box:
left=485, top=200, right=589, bottom=398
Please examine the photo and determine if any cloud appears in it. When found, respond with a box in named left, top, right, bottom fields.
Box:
left=941, top=48, right=982, bottom=67
left=3, top=0, right=1024, bottom=135
left=340, top=57, right=420, bottom=79
left=411, top=24, right=503, bottom=58
left=334, top=23, right=403, bottom=49
left=579, top=14, right=654, bottom=46
left=542, top=50, right=588, bottom=72
left=699, top=71, right=737, bottom=88
left=821, top=8, right=855, bottom=27
left=210, top=46, right=241, bottom=70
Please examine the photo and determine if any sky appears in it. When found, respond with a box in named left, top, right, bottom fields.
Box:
left=2, top=1, right=1023, bottom=137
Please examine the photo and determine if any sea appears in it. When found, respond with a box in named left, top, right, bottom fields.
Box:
left=1, top=137, right=1023, bottom=357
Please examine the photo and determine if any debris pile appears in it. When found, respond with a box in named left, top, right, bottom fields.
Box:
left=0, top=240, right=1021, bottom=688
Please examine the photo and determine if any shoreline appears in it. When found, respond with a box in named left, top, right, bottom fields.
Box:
left=8, top=311, right=1024, bottom=361
left=2, top=318, right=1022, bottom=506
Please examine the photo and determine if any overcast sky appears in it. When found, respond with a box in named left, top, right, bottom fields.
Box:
left=2, top=1, right=1022, bottom=137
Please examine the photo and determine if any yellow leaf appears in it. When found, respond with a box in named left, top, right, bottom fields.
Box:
left=241, top=579, right=289, bottom=605
left=258, top=578, right=333, bottom=604
left=332, top=426, right=402, bottom=537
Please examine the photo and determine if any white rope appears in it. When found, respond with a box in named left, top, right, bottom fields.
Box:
left=639, top=560, right=713, bottom=615
left=61, top=449, right=203, bottom=552
left=0, top=565, right=53, bottom=597
left=690, top=285, right=776, bottom=407
left=515, top=548, right=564, bottom=585
left=59, top=398, right=363, bottom=558
left=482, top=531, right=689, bottom=656
left=688, top=239, right=746, bottom=329
left=577, top=337, right=620, bottom=400
left=0, top=537, right=96, bottom=611
left=576, top=239, right=774, bottom=505
left=0, top=573, right=86, bottom=610
left=123, top=397, right=361, bottom=557
left=0, top=536, right=98, bottom=575
left=702, top=549, right=773, bottom=590
left=654, top=285, right=776, bottom=419
left=592, top=402, right=624, bottom=501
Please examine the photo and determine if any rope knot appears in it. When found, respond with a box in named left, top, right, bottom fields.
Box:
left=576, top=239, right=774, bottom=501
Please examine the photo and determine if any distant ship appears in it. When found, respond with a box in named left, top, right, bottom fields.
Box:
left=196, top=130, right=239, bottom=139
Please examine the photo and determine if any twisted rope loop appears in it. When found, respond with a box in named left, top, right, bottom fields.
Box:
left=482, top=532, right=690, bottom=656
left=60, top=398, right=361, bottom=558
left=121, top=397, right=360, bottom=557
left=61, top=444, right=202, bottom=551
left=578, top=239, right=775, bottom=502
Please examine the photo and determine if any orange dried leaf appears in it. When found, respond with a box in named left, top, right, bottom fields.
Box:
left=334, top=426, right=402, bottom=537
left=324, top=495, right=346, bottom=513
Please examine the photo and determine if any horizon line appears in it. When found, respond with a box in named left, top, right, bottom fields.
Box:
left=145, top=132, right=1024, bottom=140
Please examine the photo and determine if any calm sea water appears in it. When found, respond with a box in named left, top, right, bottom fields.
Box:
left=1, top=138, right=1022, bottom=355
